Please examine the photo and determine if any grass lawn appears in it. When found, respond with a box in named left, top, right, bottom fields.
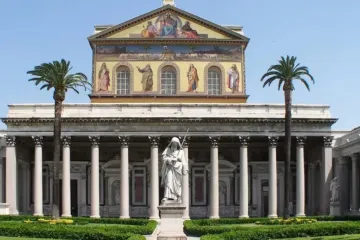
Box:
left=278, top=234, right=360, bottom=239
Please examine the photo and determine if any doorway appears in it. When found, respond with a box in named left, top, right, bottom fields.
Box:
left=59, top=179, right=78, bottom=216
left=261, top=180, right=269, bottom=217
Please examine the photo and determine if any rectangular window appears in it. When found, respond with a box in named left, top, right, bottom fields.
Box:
left=192, top=168, right=206, bottom=206
left=132, top=167, right=146, bottom=206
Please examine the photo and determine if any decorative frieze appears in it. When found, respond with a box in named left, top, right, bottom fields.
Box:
left=239, top=136, right=250, bottom=147
left=209, top=136, right=220, bottom=147
left=296, top=136, right=307, bottom=147
left=89, top=136, right=100, bottom=147
left=32, top=136, right=43, bottom=146
left=5, top=136, right=16, bottom=147
left=148, top=136, right=160, bottom=147
left=268, top=136, right=279, bottom=147
left=61, top=136, right=71, bottom=147
left=323, top=136, right=334, bottom=148
left=118, top=136, right=130, bottom=147
left=179, top=136, right=190, bottom=147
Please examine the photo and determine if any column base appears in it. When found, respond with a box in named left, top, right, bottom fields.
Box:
left=239, top=215, right=249, bottom=219
left=182, top=216, right=191, bottom=220
left=90, top=215, right=100, bottom=218
left=149, top=216, right=161, bottom=222
left=33, top=213, right=44, bottom=217
left=267, top=214, right=278, bottom=218
left=119, top=216, right=130, bottom=219
left=209, top=216, right=220, bottom=219
left=61, top=214, right=72, bottom=218
left=295, top=213, right=306, bottom=217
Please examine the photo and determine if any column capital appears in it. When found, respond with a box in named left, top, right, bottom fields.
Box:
left=32, top=136, right=43, bottom=146
left=336, top=157, right=349, bottom=165
left=239, top=136, right=250, bottom=147
left=5, top=136, right=16, bottom=147
left=118, top=136, right=130, bottom=147
left=322, top=136, right=334, bottom=148
left=209, top=136, right=221, bottom=147
left=296, top=136, right=307, bottom=147
left=179, top=136, right=190, bottom=147
left=148, top=136, right=160, bottom=147
left=351, top=153, right=360, bottom=161
left=268, top=136, right=279, bottom=147
left=61, top=136, right=71, bottom=147
left=89, top=136, right=100, bottom=147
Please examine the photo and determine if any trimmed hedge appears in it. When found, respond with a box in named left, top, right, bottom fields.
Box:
left=200, top=222, right=360, bottom=240
left=0, top=215, right=150, bottom=225
left=0, top=221, right=149, bottom=240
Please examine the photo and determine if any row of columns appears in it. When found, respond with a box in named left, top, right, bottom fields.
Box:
left=3, top=135, right=333, bottom=217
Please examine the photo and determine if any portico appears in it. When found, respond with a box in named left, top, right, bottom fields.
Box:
left=0, top=103, right=336, bottom=218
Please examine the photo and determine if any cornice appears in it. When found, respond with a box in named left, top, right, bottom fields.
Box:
left=91, top=38, right=245, bottom=46
left=1, top=117, right=338, bottom=125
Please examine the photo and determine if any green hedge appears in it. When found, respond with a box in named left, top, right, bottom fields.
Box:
left=200, top=222, right=360, bottom=240
left=0, top=215, right=150, bottom=225
left=0, top=221, right=149, bottom=240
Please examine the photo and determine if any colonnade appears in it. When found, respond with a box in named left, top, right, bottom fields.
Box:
left=3, top=135, right=334, bottom=218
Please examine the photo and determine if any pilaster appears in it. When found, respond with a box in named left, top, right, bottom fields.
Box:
left=320, top=136, right=334, bottom=215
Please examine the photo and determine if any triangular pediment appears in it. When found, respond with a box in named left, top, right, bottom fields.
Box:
left=88, top=5, right=249, bottom=42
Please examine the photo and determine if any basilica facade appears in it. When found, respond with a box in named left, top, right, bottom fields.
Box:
left=0, top=2, right=339, bottom=219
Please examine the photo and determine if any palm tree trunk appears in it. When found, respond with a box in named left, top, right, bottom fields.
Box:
left=283, top=88, right=292, bottom=219
left=52, top=98, right=62, bottom=219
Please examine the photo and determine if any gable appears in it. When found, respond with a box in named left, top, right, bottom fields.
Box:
left=89, top=5, right=249, bottom=42
left=106, top=14, right=231, bottom=40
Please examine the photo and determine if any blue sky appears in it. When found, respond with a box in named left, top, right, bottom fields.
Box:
left=0, top=0, right=358, bottom=130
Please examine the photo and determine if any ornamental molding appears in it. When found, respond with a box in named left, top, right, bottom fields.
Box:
left=1, top=117, right=338, bottom=125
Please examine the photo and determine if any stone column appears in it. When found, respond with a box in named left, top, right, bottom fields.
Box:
left=351, top=154, right=359, bottom=212
left=89, top=136, right=100, bottom=218
left=149, top=136, right=160, bottom=220
left=320, top=136, right=334, bottom=215
left=119, top=136, right=130, bottom=219
left=0, top=157, right=3, bottom=203
left=209, top=136, right=220, bottom=219
left=5, top=136, right=18, bottom=215
left=335, top=157, right=349, bottom=214
left=61, top=136, right=71, bottom=217
left=239, top=136, right=250, bottom=218
left=268, top=136, right=278, bottom=218
left=180, top=136, right=190, bottom=219
left=307, top=163, right=317, bottom=215
left=295, top=137, right=306, bottom=217
left=32, top=136, right=43, bottom=216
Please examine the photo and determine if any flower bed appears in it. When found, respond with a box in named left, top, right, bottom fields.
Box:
left=24, top=218, right=75, bottom=225
left=256, top=217, right=317, bottom=225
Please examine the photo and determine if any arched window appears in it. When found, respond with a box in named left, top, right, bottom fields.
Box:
left=116, top=66, right=130, bottom=94
left=161, top=66, right=177, bottom=95
left=207, top=67, right=221, bottom=95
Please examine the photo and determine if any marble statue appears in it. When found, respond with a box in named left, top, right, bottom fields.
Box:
left=330, top=177, right=340, bottom=203
left=160, top=137, right=188, bottom=204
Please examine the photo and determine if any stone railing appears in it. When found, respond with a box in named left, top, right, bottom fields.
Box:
left=6, top=103, right=332, bottom=119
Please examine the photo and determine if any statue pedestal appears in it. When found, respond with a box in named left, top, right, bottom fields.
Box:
left=157, top=202, right=187, bottom=240
left=330, top=202, right=341, bottom=216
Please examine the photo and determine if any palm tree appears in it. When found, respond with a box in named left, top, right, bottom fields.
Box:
left=260, top=55, right=314, bottom=219
left=27, top=59, right=91, bottom=219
